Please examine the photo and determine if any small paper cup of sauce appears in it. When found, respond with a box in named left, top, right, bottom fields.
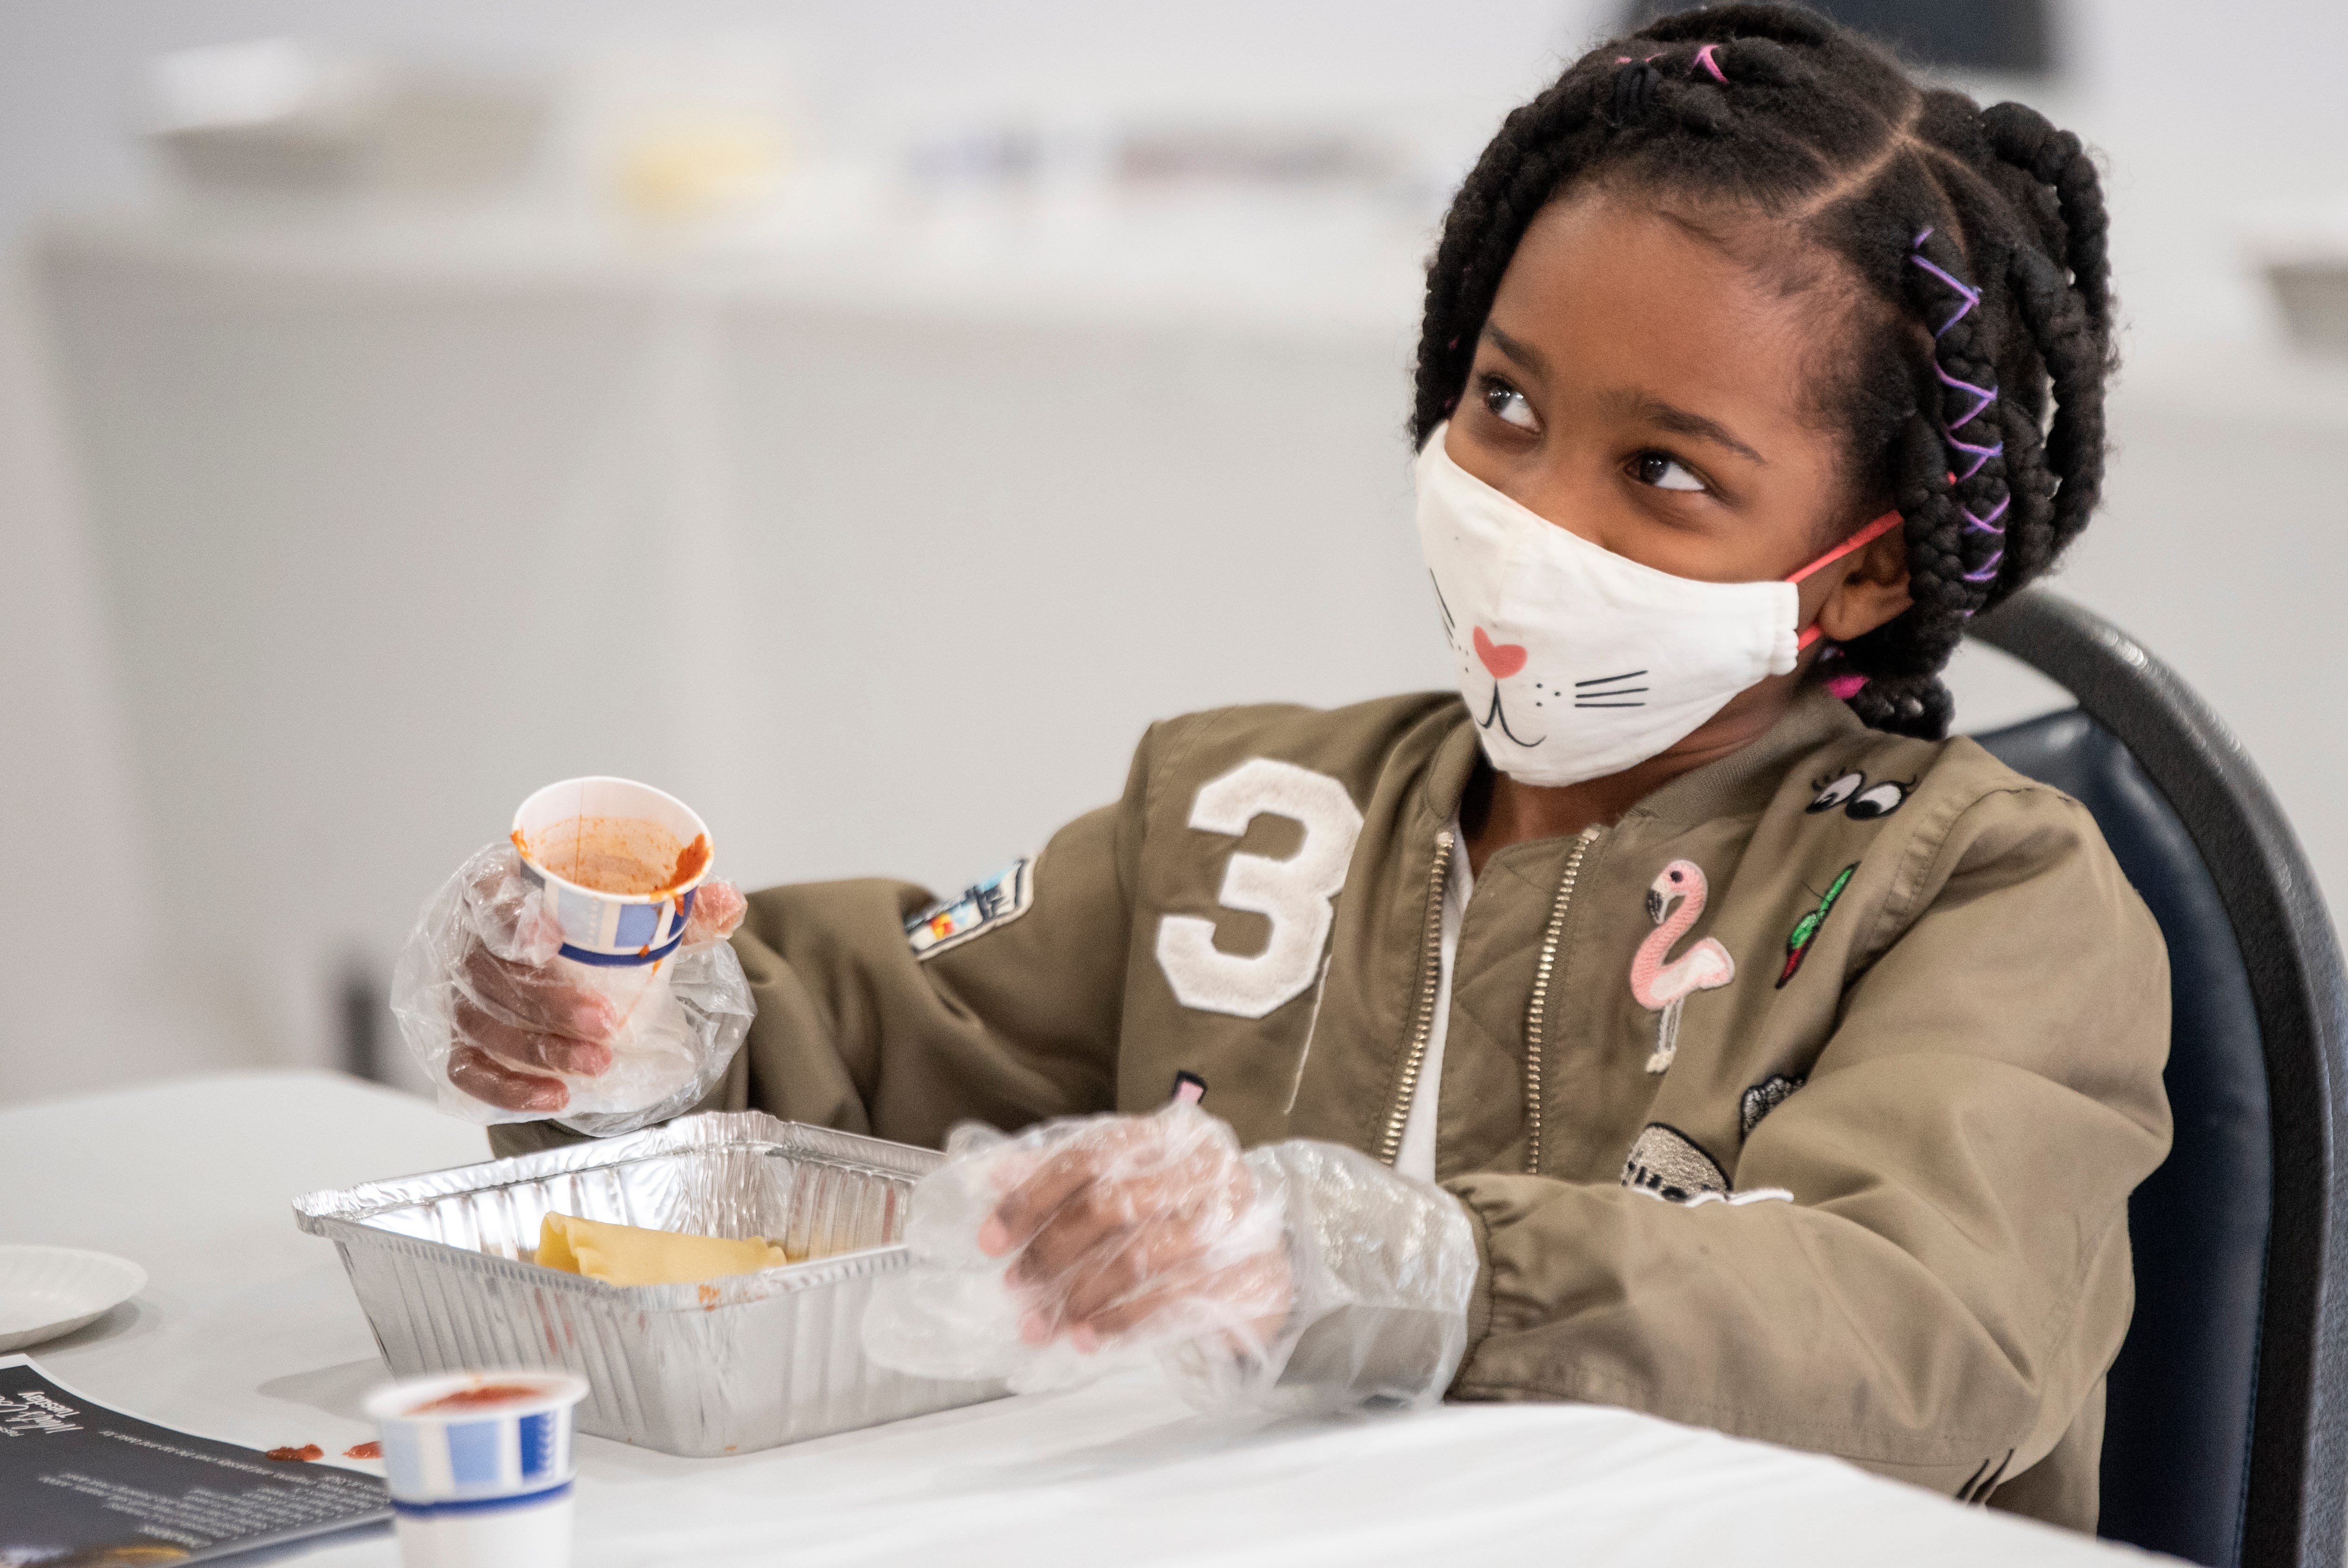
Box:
left=510, top=777, right=712, bottom=967
left=365, top=1369, right=589, bottom=1568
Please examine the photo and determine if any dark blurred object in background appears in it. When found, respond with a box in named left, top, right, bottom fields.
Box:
left=1625, top=0, right=2054, bottom=75
left=341, top=958, right=387, bottom=1084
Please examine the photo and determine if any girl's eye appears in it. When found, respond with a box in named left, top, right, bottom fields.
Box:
left=1482, top=378, right=1539, bottom=431
left=1633, top=452, right=1707, bottom=493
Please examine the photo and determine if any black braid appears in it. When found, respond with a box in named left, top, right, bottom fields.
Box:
left=1412, top=3, right=2117, bottom=739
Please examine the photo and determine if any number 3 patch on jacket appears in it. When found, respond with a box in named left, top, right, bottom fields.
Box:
left=907, top=859, right=1036, bottom=959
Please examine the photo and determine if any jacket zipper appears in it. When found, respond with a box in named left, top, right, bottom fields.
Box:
left=1376, top=829, right=1455, bottom=1167
left=1522, top=825, right=1605, bottom=1176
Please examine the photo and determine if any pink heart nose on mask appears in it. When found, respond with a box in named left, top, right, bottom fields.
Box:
left=1473, top=627, right=1528, bottom=679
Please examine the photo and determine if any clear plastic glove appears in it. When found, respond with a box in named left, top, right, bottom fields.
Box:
left=863, top=1102, right=1480, bottom=1416
left=1173, top=1138, right=1479, bottom=1416
left=389, top=842, right=753, bottom=1135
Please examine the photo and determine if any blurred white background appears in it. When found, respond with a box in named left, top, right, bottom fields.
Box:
left=3, top=0, right=2345, bottom=1104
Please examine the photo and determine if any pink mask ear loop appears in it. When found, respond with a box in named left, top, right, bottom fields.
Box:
left=1790, top=507, right=1904, bottom=653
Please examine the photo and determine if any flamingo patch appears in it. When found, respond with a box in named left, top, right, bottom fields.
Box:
left=1630, top=859, right=1735, bottom=1075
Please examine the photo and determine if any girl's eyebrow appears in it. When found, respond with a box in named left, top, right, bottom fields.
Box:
left=1481, top=322, right=1766, bottom=467
left=1616, top=392, right=1768, bottom=466
left=1480, top=322, right=1548, bottom=379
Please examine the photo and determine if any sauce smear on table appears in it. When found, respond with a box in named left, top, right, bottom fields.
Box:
left=344, top=1440, right=382, bottom=1459
left=267, top=1444, right=323, bottom=1461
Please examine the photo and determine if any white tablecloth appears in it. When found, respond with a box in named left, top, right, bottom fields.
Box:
left=0, top=1071, right=2162, bottom=1566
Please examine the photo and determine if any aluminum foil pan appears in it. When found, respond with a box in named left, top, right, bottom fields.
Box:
left=293, top=1111, right=1003, bottom=1456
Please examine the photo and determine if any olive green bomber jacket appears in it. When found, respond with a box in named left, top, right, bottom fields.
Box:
left=493, top=685, right=2171, bottom=1529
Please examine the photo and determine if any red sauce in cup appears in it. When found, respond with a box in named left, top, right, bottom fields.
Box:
left=407, top=1382, right=551, bottom=1415
left=656, top=834, right=712, bottom=895
left=513, top=820, right=708, bottom=898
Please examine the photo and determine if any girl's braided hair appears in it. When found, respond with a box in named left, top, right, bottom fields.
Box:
left=1411, top=3, right=2114, bottom=738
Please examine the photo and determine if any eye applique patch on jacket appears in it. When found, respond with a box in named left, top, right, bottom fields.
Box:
left=907, top=858, right=1035, bottom=960
left=1776, top=864, right=1856, bottom=989
left=1806, top=770, right=1912, bottom=820
left=1630, top=859, right=1735, bottom=1075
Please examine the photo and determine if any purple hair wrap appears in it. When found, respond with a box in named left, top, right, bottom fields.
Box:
left=1909, top=230, right=2009, bottom=575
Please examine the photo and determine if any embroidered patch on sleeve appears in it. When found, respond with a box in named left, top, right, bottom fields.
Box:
left=906, top=858, right=1035, bottom=960
left=1777, top=863, right=1856, bottom=989
left=1633, top=1184, right=1794, bottom=1209
left=1620, top=1123, right=1728, bottom=1204
left=1739, top=1073, right=1807, bottom=1137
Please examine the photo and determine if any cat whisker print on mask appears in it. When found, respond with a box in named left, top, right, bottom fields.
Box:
left=1415, top=438, right=1811, bottom=787
left=1574, top=669, right=1650, bottom=709
left=1465, top=622, right=1546, bottom=745
left=1476, top=685, right=1546, bottom=746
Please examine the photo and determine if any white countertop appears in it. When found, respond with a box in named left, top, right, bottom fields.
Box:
left=30, top=201, right=2348, bottom=1111
left=0, top=1071, right=2165, bottom=1566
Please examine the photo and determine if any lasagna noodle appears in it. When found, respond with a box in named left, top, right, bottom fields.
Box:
left=535, top=1212, right=796, bottom=1286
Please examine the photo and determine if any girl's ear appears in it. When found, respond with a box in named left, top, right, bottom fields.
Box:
left=1813, top=523, right=1913, bottom=644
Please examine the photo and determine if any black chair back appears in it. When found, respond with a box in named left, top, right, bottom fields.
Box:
left=1967, top=589, right=2348, bottom=1568
left=1973, top=708, right=2268, bottom=1558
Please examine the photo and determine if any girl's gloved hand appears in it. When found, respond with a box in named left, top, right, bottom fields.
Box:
left=977, top=1104, right=1293, bottom=1357
left=863, top=1103, right=1482, bottom=1416
left=390, top=842, right=749, bottom=1127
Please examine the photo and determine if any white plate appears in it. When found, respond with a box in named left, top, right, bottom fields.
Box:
left=0, top=1245, right=147, bottom=1353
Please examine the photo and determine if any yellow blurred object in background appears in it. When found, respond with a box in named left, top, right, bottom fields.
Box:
left=614, top=115, right=786, bottom=221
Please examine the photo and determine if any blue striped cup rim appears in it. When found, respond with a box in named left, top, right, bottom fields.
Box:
left=390, top=1480, right=573, bottom=1517
left=558, top=925, right=689, bottom=967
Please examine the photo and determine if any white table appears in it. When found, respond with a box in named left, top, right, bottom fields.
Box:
left=0, top=1071, right=2161, bottom=1566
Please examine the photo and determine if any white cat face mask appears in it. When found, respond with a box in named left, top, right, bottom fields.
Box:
left=1415, top=425, right=1901, bottom=787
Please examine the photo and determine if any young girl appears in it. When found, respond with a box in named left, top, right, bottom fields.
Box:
left=420, top=3, right=2165, bottom=1530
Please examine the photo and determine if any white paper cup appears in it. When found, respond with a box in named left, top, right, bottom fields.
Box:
left=511, top=776, right=712, bottom=966
left=365, top=1369, right=589, bottom=1568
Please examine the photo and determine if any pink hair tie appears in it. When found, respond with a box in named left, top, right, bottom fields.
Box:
left=1692, top=43, right=1727, bottom=83
left=1825, top=672, right=1870, bottom=700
